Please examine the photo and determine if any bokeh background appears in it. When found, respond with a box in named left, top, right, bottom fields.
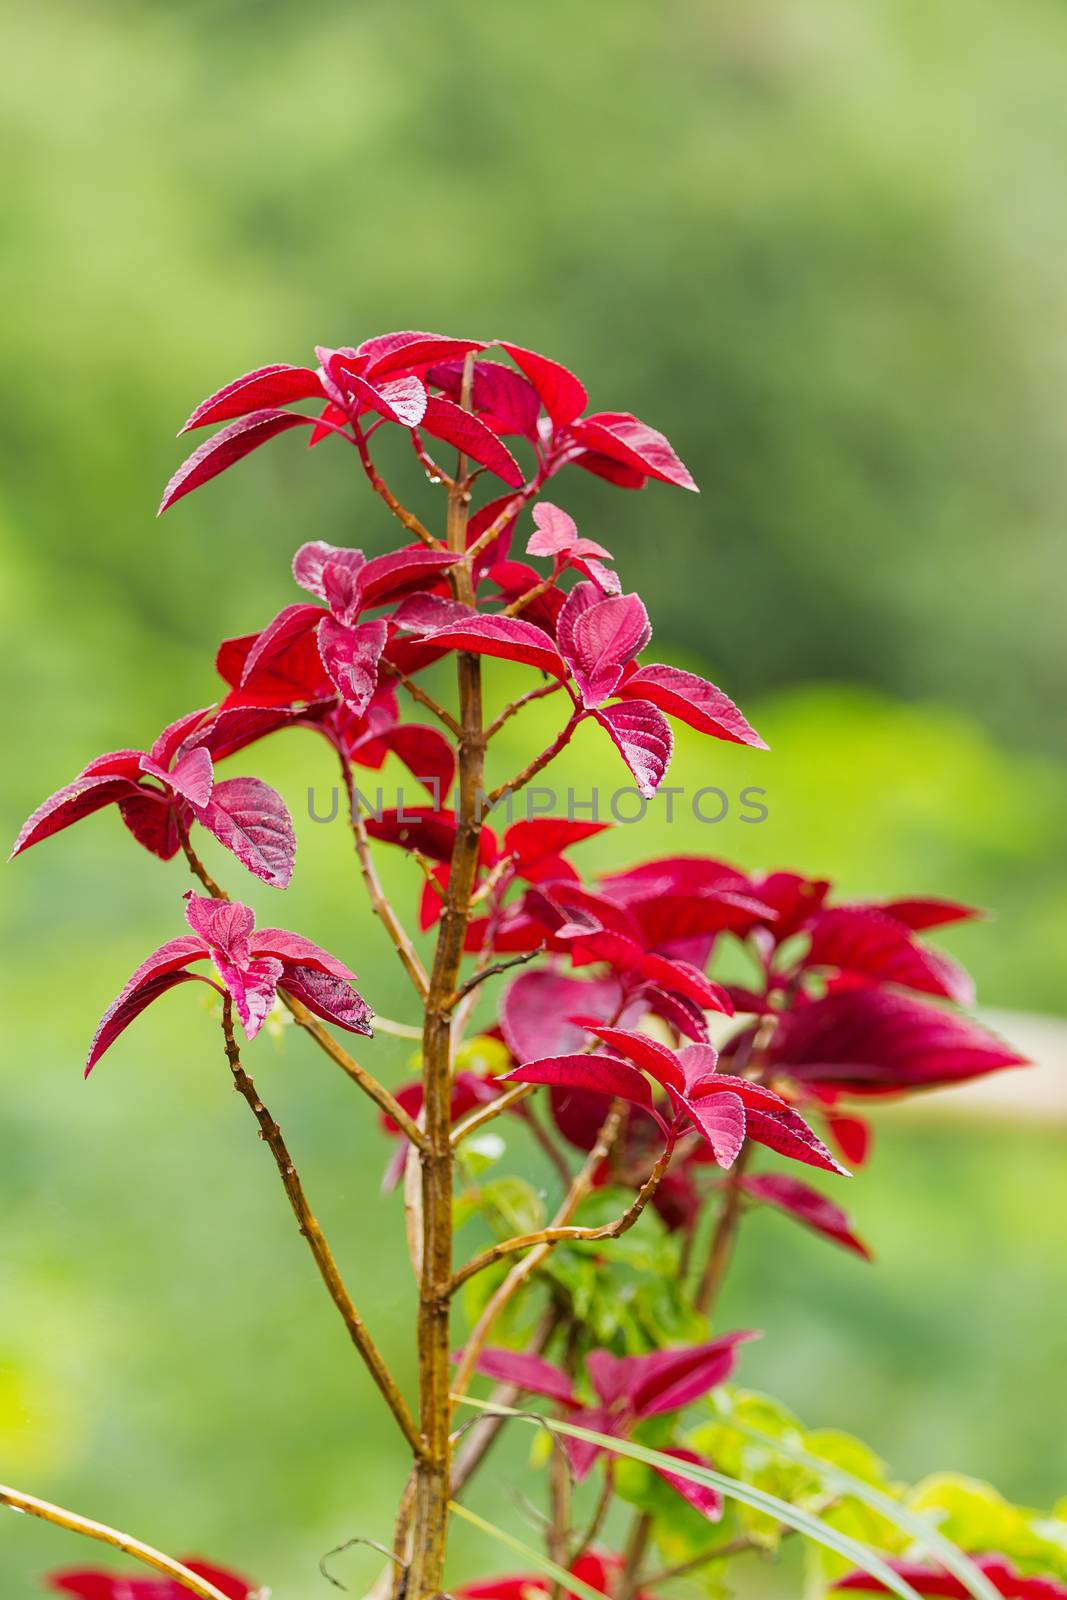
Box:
left=2, top=1, right=1066, bottom=1595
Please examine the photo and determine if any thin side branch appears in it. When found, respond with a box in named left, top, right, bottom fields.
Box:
left=485, top=678, right=566, bottom=740
left=353, top=426, right=440, bottom=549
left=220, top=1001, right=422, bottom=1455
left=0, top=1483, right=237, bottom=1600
left=446, top=946, right=544, bottom=1009
left=503, top=576, right=557, bottom=619
left=451, top=1081, right=534, bottom=1146
left=486, top=711, right=583, bottom=806
left=448, top=1133, right=676, bottom=1295
left=379, top=659, right=462, bottom=737
left=342, top=755, right=430, bottom=1000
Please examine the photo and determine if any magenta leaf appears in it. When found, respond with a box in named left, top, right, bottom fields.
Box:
left=804, top=906, right=975, bottom=1005
left=619, top=663, right=767, bottom=749
left=356, top=545, right=462, bottom=607
left=183, top=894, right=255, bottom=959
left=500, top=970, right=624, bottom=1062
left=10, top=773, right=138, bottom=859
left=422, top=614, right=567, bottom=678
left=570, top=411, right=698, bottom=491
left=317, top=617, right=389, bottom=717
left=769, top=988, right=1027, bottom=1093
left=498, top=342, right=589, bottom=427
left=119, top=791, right=180, bottom=860
left=180, top=364, right=325, bottom=433
left=279, top=965, right=373, bottom=1034
left=194, top=776, right=296, bottom=888
left=251, top=927, right=355, bottom=980
left=49, top=1558, right=259, bottom=1600
left=835, top=1553, right=1067, bottom=1597
left=624, top=1333, right=757, bottom=1416
left=158, top=409, right=316, bottom=514
left=671, top=1085, right=746, bottom=1168
left=875, top=896, right=982, bottom=932
left=292, top=541, right=366, bottom=601
left=139, top=746, right=214, bottom=808
left=526, top=502, right=581, bottom=556
left=739, top=1172, right=872, bottom=1260
left=564, top=592, right=651, bottom=708
left=358, top=331, right=488, bottom=380
left=575, top=1022, right=686, bottom=1091
left=654, top=1447, right=725, bottom=1522
left=346, top=371, right=428, bottom=427
left=505, top=1053, right=669, bottom=1134
left=86, top=936, right=215, bottom=1073
left=368, top=722, right=457, bottom=800
left=240, top=603, right=323, bottom=686
left=428, top=358, right=542, bottom=439
left=593, top=700, right=673, bottom=797
left=149, top=709, right=215, bottom=768
left=456, top=1347, right=579, bottom=1408
left=214, top=953, right=284, bottom=1039
left=421, top=395, right=525, bottom=486
left=743, top=1104, right=849, bottom=1175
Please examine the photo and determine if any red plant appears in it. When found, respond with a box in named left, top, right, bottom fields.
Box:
left=8, top=331, right=1036, bottom=1600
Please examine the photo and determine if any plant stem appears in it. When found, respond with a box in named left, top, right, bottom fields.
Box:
left=0, top=1484, right=236, bottom=1600
left=408, top=354, right=483, bottom=1598
left=220, top=1000, right=421, bottom=1453
left=340, top=753, right=430, bottom=999
left=451, top=1081, right=535, bottom=1145
left=694, top=1146, right=752, bottom=1316
left=353, top=425, right=441, bottom=550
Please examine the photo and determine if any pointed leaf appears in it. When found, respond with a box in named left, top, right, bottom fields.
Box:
left=805, top=907, right=975, bottom=1005
left=180, top=363, right=325, bottom=432
left=10, top=773, right=137, bottom=859
left=279, top=964, right=373, bottom=1034
left=574, top=1022, right=685, bottom=1090
left=619, top=663, right=767, bottom=748
left=654, top=1447, right=725, bottom=1521
left=194, top=776, right=296, bottom=888
left=359, top=331, right=487, bottom=380
left=292, top=541, right=366, bottom=601
left=739, top=1172, right=872, bottom=1259
left=139, top=747, right=214, bottom=808
left=455, top=1346, right=578, bottom=1408
left=421, top=395, right=525, bottom=485
left=87, top=936, right=214, bottom=1072
left=570, top=411, right=698, bottom=491
left=505, top=1053, right=669, bottom=1134
left=240, top=603, right=323, bottom=687
left=317, top=617, right=388, bottom=717
left=593, top=700, right=673, bottom=797
left=251, top=928, right=354, bottom=980
left=671, top=1085, right=746, bottom=1168
left=158, top=409, right=316, bottom=513
left=499, top=342, right=589, bottom=427
left=421, top=613, right=567, bottom=677
left=566, top=593, right=651, bottom=707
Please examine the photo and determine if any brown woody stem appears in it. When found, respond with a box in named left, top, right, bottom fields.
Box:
left=353, top=426, right=441, bottom=550
left=408, top=353, right=483, bottom=1598
left=446, top=945, right=543, bottom=1009
left=379, top=659, right=462, bottom=737
left=340, top=754, right=430, bottom=1000
left=0, top=1484, right=236, bottom=1600
left=221, top=1001, right=421, bottom=1454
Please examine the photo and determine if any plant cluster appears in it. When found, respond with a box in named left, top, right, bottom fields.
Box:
left=7, top=332, right=1060, bottom=1600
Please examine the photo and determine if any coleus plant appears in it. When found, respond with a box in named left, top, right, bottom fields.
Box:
left=6, top=331, right=1044, bottom=1600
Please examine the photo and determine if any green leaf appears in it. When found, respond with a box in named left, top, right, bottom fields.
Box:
left=726, top=1427, right=1003, bottom=1600
left=449, top=1501, right=611, bottom=1600
left=452, top=1396, right=927, bottom=1600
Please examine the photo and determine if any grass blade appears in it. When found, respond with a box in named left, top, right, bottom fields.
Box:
left=449, top=1501, right=612, bottom=1600
left=452, top=1395, right=925, bottom=1600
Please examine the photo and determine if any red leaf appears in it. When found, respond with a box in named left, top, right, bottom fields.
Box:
left=357, top=545, right=463, bottom=608
left=421, top=395, right=525, bottom=486
left=251, top=928, right=355, bottom=980
left=457, top=1346, right=579, bottom=1407
left=217, top=629, right=329, bottom=706
left=805, top=907, right=975, bottom=1005
left=86, top=936, right=214, bottom=1073
left=428, top=358, right=541, bottom=439
left=825, top=1112, right=873, bottom=1166
left=875, top=896, right=982, bottom=932
left=505, top=1053, right=670, bottom=1134
left=119, top=790, right=181, bottom=860
left=364, top=806, right=499, bottom=867
left=359, top=332, right=488, bottom=380
left=149, top=709, right=215, bottom=768
left=575, top=1023, right=685, bottom=1091
left=194, top=776, right=296, bottom=888
left=317, top=617, right=388, bottom=717
left=739, top=1172, right=872, bottom=1259
left=367, top=722, right=456, bottom=801
left=743, top=1105, right=849, bottom=1175
left=49, top=1558, right=259, bottom=1600
left=670, top=1085, right=746, bottom=1168
left=835, top=1552, right=1067, bottom=1597
left=240, top=603, right=323, bottom=687
left=593, top=700, right=673, bottom=797
left=421, top=613, right=567, bottom=678
left=279, top=965, right=373, bottom=1035
left=500, top=970, right=625, bottom=1062
left=570, top=410, right=698, bottom=491
left=344, top=371, right=428, bottom=427
left=139, top=746, right=214, bottom=809
left=504, top=818, right=611, bottom=869
left=654, top=1447, right=724, bottom=1522
left=618, top=663, right=767, bottom=749
left=769, top=988, right=1027, bottom=1094
left=499, top=342, right=589, bottom=427
left=180, top=363, right=325, bottom=433
left=566, top=592, right=651, bottom=708
left=158, top=409, right=317, bottom=514
left=292, top=541, right=366, bottom=602
left=10, top=772, right=138, bottom=859
left=571, top=449, right=648, bottom=489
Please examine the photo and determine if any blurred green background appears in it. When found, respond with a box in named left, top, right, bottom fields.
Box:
left=3, top=1, right=1066, bottom=1594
